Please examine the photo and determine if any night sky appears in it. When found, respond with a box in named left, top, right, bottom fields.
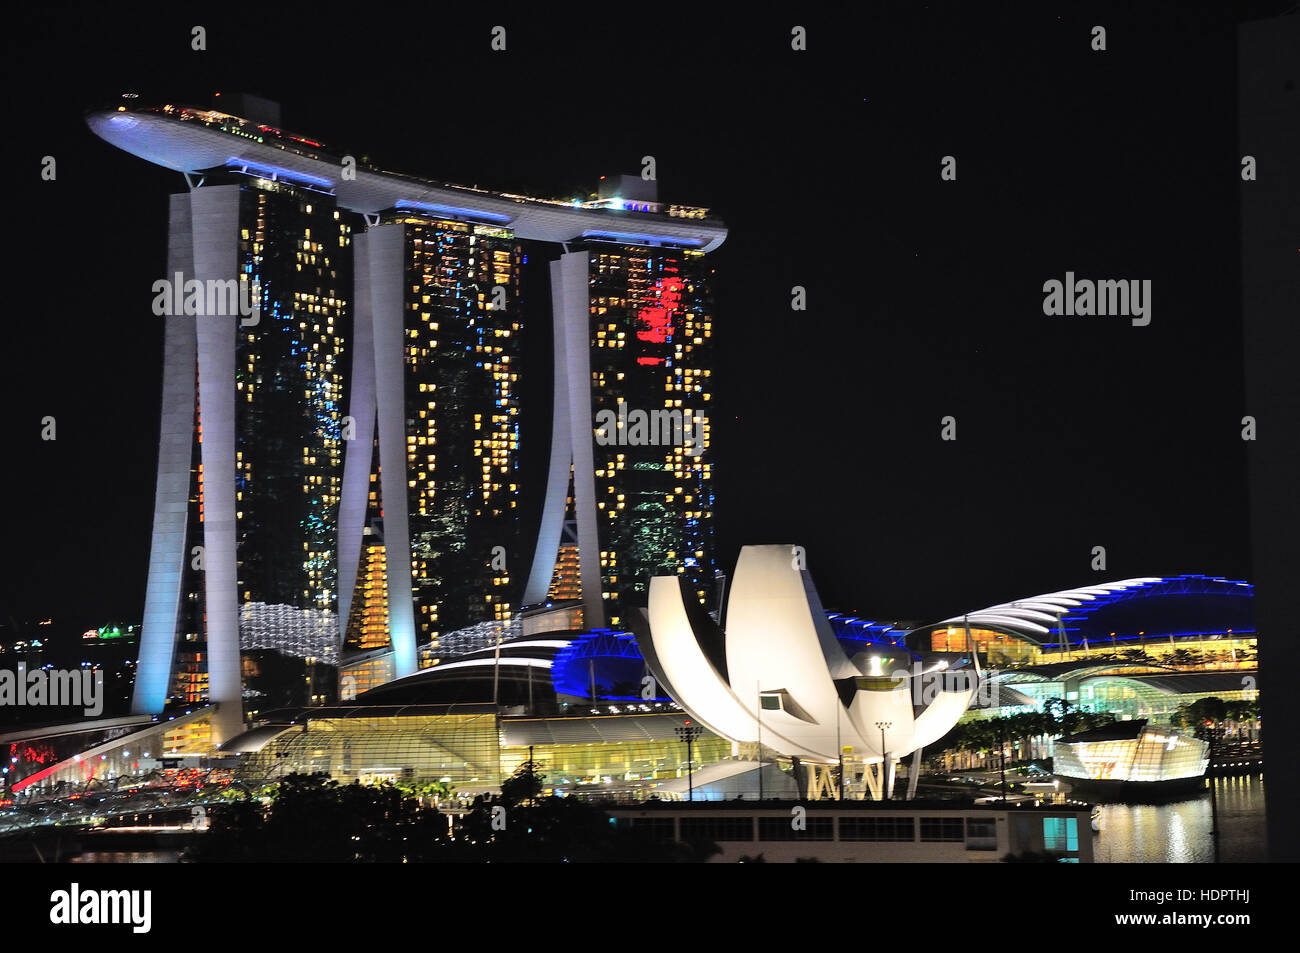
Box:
left=2, top=2, right=1278, bottom=652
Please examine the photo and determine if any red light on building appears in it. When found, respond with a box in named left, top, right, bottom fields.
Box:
left=635, top=276, right=683, bottom=344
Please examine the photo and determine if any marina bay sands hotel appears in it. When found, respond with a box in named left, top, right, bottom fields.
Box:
left=88, top=95, right=727, bottom=743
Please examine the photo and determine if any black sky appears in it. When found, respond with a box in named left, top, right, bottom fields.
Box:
left=2, top=2, right=1278, bottom=648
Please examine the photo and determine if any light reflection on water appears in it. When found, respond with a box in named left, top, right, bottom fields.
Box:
left=1093, top=775, right=1266, bottom=863
left=69, top=850, right=183, bottom=863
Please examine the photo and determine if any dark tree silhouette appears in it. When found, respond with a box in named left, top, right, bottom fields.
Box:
left=185, top=766, right=716, bottom=863
left=184, top=773, right=452, bottom=862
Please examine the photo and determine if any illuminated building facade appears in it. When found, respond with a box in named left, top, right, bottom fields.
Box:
left=338, top=650, right=397, bottom=700
left=126, top=172, right=350, bottom=742
left=1052, top=720, right=1209, bottom=797
left=336, top=213, right=524, bottom=680
left=548, top=544, right=583, bottom=604
left=525, top=229, right=718, bottom=630
left=343, top=512, right=391, bottom=653
left=233, top=186, right=349, bottom=618
left=233, top=706, right=504, bottom=790
left=915, top=576, right=1260, bottom=730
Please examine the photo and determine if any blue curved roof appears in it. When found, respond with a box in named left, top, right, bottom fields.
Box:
left=932, top=574, right=1255, bottom=648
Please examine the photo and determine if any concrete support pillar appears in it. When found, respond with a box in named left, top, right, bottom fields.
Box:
left=190, top=185, right=245, bottom=744
left=523, top=259, right=575, bottom=606
left=363, top=226, right=418, bottom=678
left=336, top=230, right=378, bottom=649
left=525, top=249, right=603, bottom=627
left=132, top=194, right=198, bottom=715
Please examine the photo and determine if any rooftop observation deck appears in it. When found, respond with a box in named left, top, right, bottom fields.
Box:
left=86, top=103, right=728, bottom=252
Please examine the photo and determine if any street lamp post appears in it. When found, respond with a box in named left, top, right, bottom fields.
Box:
left=875, top=721, right=892, bottom=800
left=998, top=719, right=1008, bottom=803
left=675, top=722, right=703, bottom=802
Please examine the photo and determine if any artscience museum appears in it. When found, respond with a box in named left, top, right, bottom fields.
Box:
left=642, top=545, right=981, bottom=799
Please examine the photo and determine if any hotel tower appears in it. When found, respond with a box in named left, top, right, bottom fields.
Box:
left=88, top=97, right=725, bottom=740
left=523, top=180, right=720, bottom=630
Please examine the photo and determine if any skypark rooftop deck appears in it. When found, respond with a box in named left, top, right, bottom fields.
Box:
left=86, top=103, right=728, bottom=251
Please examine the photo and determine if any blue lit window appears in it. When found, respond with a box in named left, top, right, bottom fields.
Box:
left=1043, top=817, right=1079, bottom=852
